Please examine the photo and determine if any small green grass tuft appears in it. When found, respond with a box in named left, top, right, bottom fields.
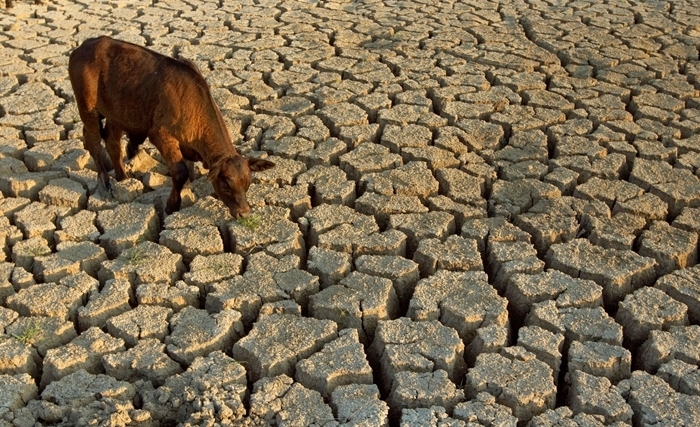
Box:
left=13, top=321, right=42, bottom=345
left=125, top=245, right=149, bottom=265
left=29, top=246, right=48, bottom=257
left=237, top=215, right=262, bottom=230
left=210, top=259, right=231, bottom=275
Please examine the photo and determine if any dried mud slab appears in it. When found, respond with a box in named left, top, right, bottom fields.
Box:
left=3, top=0, right=700, bottom=424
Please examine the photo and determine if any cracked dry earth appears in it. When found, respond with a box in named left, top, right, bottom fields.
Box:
left=2, top=0, right=700, bottom=426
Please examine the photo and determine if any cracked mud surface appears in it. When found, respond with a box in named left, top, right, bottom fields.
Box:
left=2, top=0, right=700, bottom=426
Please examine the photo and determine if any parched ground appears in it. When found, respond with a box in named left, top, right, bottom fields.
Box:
left=1, top=0, right=700, bottom=426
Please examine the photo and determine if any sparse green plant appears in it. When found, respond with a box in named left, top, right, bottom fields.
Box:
left=210, top=259, right=230, bottom=275
left=125, top=244, right=149, bottom=265
left=13, top=321, right=42, bottom=345
left=237, top=215, right=262, bottom=230
left=29, top=246, right=49, bottom=257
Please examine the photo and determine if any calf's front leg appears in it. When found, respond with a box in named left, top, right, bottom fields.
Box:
left=166, top=160, right=189, bottom=214
left=150, top=129, right=189, bottom=214
left=81, top=114, right=112, bottom=192
left=104, top=122, right=128, bottom=181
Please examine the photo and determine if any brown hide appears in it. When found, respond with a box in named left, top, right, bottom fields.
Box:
left=68, top=36, right=274, bottom=217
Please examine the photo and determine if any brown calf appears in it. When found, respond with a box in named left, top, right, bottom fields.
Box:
left=68, top=36, right=274, bottom=217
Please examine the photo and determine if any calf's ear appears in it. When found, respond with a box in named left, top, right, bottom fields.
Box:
left=207, top=164, right=221, bottom=182
left=248, top=158, right=275, bottom=172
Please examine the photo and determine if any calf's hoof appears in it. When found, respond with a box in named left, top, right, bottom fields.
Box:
left=165, top=199, right=181, bottom=215
left=97, top=175, right=114, bottom=197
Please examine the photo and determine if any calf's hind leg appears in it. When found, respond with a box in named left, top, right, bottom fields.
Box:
left=127, top=133, right=147, bottom=160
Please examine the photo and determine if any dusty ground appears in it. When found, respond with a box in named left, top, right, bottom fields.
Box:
left=2, top=0, right=700, bottom=426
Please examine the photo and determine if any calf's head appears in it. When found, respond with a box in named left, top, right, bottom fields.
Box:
left=208, top=156, right=275, bottom=218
